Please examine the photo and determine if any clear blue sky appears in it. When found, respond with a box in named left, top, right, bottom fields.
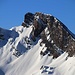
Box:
left=0, top=0, right=75, bottom=33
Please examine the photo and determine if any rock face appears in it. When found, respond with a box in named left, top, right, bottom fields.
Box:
left=22, top=12, right=75, bottom=58
left=0, top=28, right=4, bottom=40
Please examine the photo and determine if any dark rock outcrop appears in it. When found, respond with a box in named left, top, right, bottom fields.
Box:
left=24, top=12, right=34, bottom=25
left=0, top=28, right=4, bottom=40
left=22, top=12, right=75, bottom=58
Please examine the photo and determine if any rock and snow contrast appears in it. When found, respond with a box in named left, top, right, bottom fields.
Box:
left=0, top=12, right=75, bottom=75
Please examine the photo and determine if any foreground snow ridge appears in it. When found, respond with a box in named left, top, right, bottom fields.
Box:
left=0, top=12, right=75, bottom=75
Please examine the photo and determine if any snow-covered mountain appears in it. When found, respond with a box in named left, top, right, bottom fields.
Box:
left=0, top=12, right=75, bottom=75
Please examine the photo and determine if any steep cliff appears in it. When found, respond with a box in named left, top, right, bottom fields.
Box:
left=22, top=12, right=75, bottom=58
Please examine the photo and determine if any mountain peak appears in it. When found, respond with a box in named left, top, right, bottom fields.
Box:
left=21, top=12, right=75, bottom=57
left=0, top=12, right=75, bottom=75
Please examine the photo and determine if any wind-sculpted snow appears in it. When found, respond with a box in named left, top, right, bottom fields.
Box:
left=0, top=12, right=75, bottom=75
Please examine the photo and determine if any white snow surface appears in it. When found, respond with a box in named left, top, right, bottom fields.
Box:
left=0, top=26, right=75, bottom=75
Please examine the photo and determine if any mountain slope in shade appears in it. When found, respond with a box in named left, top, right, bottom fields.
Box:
left=0, top=12, right=75, bottom=75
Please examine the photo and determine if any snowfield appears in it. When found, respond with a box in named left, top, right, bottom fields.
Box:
left=0, top=26, right=75, bottom=75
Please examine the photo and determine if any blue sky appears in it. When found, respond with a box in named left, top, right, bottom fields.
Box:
left=0, top=0, right=75, bottom=33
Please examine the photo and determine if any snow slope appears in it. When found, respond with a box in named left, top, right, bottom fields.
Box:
left=0, top=25, right=75, bottom=75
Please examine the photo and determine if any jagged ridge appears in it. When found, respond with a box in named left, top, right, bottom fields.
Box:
left=22, top=12, right=75, bottom=57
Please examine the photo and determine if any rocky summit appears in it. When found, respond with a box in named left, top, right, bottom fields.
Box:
left=0, top=12, right=75, bottom=75
left=22, top=12, right=75, bottom=58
